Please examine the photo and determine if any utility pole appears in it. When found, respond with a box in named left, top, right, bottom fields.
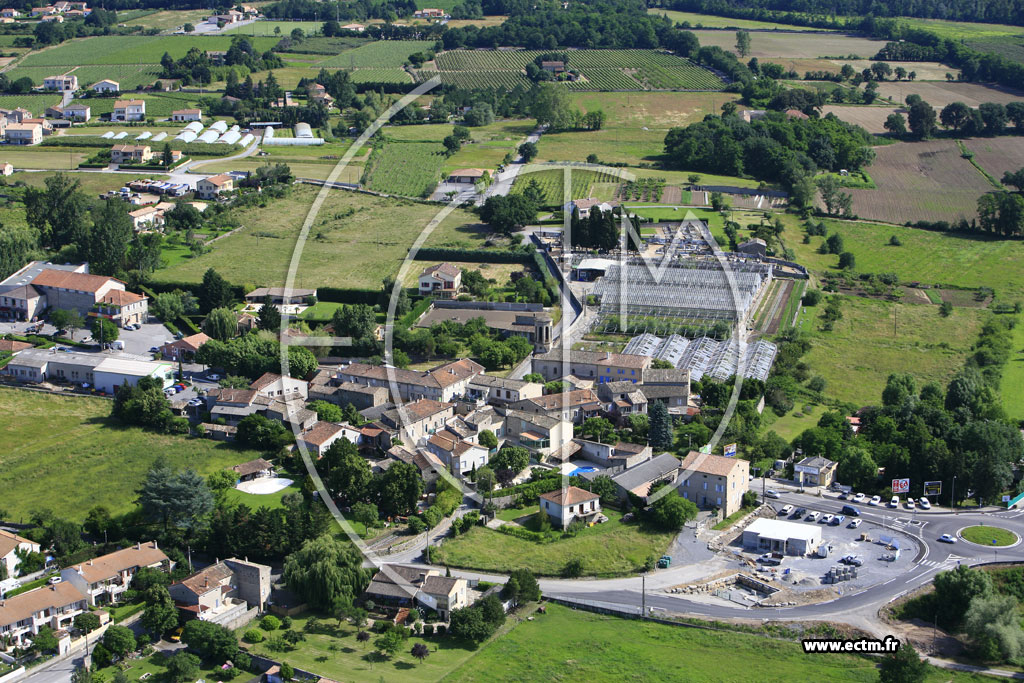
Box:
left=951, top=476, right=956, bottom=515
left=641, top=574, right=646, bottom=619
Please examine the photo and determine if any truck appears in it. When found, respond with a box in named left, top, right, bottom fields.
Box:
left=816, top=543, right=833, bottom=558
left=757, top=552, right=784, bottom=566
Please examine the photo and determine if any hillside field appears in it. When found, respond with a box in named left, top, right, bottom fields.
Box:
left=687, top=30, right=887, bottom=59
left=0, top=388, right=263, bottom=522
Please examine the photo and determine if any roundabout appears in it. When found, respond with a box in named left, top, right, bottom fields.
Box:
left=958, top=525, right=1020, bottom=547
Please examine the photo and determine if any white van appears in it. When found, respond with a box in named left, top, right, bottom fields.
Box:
left=109, top=340, right=125, bottom=351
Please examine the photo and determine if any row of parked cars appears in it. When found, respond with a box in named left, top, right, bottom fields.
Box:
left=844, top=491, right=932, bottom=510
left=779, top=504, right=865, bottom=529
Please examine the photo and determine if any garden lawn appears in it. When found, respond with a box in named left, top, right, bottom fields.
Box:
left=152, top=186, right=490, bottom=290
left=0, top=388, right=265, bottom=522
left=789, top=218, right=1024, bottom=300
left=1001, top=317, right=1024, bottom=420
left=764, top=404, right=825, bottom=442
left=221, top=481, right=304, bottom=510
left=446, top=602, right=984, bottom=682
left=93, top=651, right=233, bottom=683
left=960, top=526, right=1018, bottom=546
left=432, top=509, right=675, bottom=577
left=799, top=296, right=984, bottom=407
left=5, top=151, right=91, bottom=170
left=239, top=612, right=486, bottom=683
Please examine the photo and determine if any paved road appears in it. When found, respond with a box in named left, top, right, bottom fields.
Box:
left=475, top=126, right=544, bottom=205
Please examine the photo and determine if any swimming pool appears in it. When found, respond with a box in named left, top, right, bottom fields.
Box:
left=568, top=466, right=598, bottom=477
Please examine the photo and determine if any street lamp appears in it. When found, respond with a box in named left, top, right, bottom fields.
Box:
left=951, top=476, right=957, bottom=515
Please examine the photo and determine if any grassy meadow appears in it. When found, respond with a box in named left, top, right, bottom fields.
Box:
left=0, top=388, right=263, bottom=522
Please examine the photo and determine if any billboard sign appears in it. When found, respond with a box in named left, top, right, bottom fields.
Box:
left=924, top=481, right=942, bottom=496
left=891, top=478, right=910, bottom=494
left=724, top=443, right=737, bottom=457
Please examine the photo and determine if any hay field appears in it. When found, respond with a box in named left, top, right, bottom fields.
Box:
left=874, top=81, right=1024, bottom=107
left=688, top=30, right=887, bottom=59
left=844, top=140, right=993, bottom=223
left=821, top=105, right=903, bottom=133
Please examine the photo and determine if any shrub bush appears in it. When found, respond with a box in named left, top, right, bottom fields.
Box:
left=260, top=615, right=281, bottom=631
left=243, top=629, right=264, bottom=643
left=423, top=624, right=434, bottom=636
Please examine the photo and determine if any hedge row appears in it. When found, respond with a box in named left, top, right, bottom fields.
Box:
left=315, top=287, right=380, bottom=305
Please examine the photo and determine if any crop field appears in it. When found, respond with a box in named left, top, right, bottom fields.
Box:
left=788, top=216, right=1024, bottom=299
left=897, top=16, right=1024, bottom=40
left=429, top=49, right=724, bottom=91
left=963, top=136, right=1024, bottom=180
left=0, top=93, right=62, bottom=115
left=688, top=30, right=887, bottom=59
left=874, top=81, right=1024, bottom=107
left=121, top=9, right=210, bottom=31
left=843, top=140, right=993, bottom=224
left=18, top=35, right=279, bottom=67
left=79, top=92, right=200, bottom=117
left=0, top=388, right=263, bottom=522
left=346, top=67, right=412, bottom=83
left=317, top=40, right=434, bottom=68
left=362, top=141, right=445, bottom=197
left=646, top=8, right=828, bottom=30
left=153, top=185, right=488, bottom=289
left=223, top=20, right=324, bottom=36
left=4, top=64, right=163, bottom=91
left=965, top=35, right=1024, bottom=65
left=820, top=105, right=903, bottom=133
left=511, top=166, right=624, bottom=205
left=829, top=60, right=960, bottom=81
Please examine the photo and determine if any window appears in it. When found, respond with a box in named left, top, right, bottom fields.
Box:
left=702, top=482, right=707, bottom=490
left=716, top=497, right=722, bottom=506
left=682, top=479, right=688, bottom=487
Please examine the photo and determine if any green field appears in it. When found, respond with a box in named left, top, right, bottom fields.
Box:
left=1001, top=317, right=1024, bottom=419
left=449, top=603, right=988, bottom=682
left=223, top=20, right=324, bottom=36
left=960, top=526, right=1019, bottom=546
left=0, top=93, right=62, bottom=116
left=18, top=35, right=279, bottom=67
left=429, top=49, right=724, bottom=91
left=646, top=8, right=830, bottom=30
left=318, top=40, right=434, bottom=68
left=797, top=296, right=985, bottom=407
left=896, top=16, right=1024, bottom=40
left=433, top=508, right=675, bottom=576
left=362, top=141, right=446, bottom=197
left=348, top=67, right=413, bottom=83
left=153, top=185, right=490, bottom=289
left=120, top=9, right=210, bottom=31
left=5, top=64, right=164, bottom=90
left=511, top=167, right=627, bottom=206
left=0, top=388, right=263, bottom=522
left=79, top=91, right=202, bottom=117
left=790, top=219, right=1024, bottom=300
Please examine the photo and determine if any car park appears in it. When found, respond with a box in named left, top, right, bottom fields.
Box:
left=889, top=496, right=899, bottom=508
left=869, top=495, right=882, bottom=506
left=919, top=498, right=931, bottom=510
left=806, top=511, right=820, bottom=522
left=779, top=504, right=793, bottom=516
left=765, top=489, right=781, bottom=499
left=821, top=514, right=833, bottom=524
left=848, top=519, right=862, bottom=528
left=939, top=534, right=957, bottom=543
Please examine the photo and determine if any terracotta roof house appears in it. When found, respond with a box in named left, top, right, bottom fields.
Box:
left=0, top=529, right=40, bottom=579
left=0, top=581, right=88, bottom=647
left=540, top=486, right=601, bottom=528
left=159, top=332, right=210, bottom=361
left=677, top=450, right=750, bottom=516
left=418, top=262, right=462, bottom=299
left=298, top=421, right=346, bottom=458
left=60, top=541, right=170, bottom=605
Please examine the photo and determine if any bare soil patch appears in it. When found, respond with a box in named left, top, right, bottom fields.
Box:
left=963, top=136, right=1024, bottom=180
left=874, top=80, right=1024, bottom=107
left=821, top=105, right=903, bottom=133
left=688, top=31, right=888, bottom=59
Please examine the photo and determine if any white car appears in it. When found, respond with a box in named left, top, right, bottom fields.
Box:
left=821, top=514, right=834, bottom=524
left=889, top=496, right=899, bottom=508
left=779, top=504, right=794, bottom=516
left=919, top=498, right=931, bottom=510
left=765, top=490, right=781, bottom=499
left=906, top=499, right=916, bottom=510
left=807, top=511, right=820, bottom=522
left=869, top=495, right=882, bottom=506
left=939, top=534, right=957, bottom=543
left=848, top=518, right=862, bottom=528
left=853, top=493, right=866, bottom=503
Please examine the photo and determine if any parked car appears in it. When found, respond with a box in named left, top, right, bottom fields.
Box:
left=906, top=499, right=916, bottom=510
left=853, top=493, right=866, bottom=503
left=939, top=534, right=957, bottom=543
left=919, top=498, right=931, bottom=510
left=765, top=489, right=781, bottom=499
left=758, top=552, right=783, bottom=566
left=869, top=495, right=882, bottom=506
left=889, top=496, right=899, bottom=508
left=779, top=504, right=794, bottom=516
left=840, top=555, right=863, bottom=566
left=149, top=346, right=160, bottom=353
left=848, top=519, right=862, bottom=529
left=831, top=515, right=845, bottom=525
left=793, top=507, right=807, bottom=518
left=820, top=514, right=834, bottom=524
left=806, top=511, right=820, bottom=522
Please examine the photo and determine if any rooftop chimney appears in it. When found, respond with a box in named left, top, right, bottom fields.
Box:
left=136, top=542, right=141, bottom=550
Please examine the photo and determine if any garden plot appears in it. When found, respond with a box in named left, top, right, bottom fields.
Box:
left=844, top=140, right=993, bottom=224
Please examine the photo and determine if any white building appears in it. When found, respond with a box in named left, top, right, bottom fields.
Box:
left=91, top=79, right=119, bottom=93
left=250, top=372, right=308, bottom=400
left=112, top=99, right=145, bottom=121
left=0, top=530, right=41, bottom=578
left=4, top=348, right=173, bottom=393
left=60, top=541, right=170, bottom=606
left=0, top=582, right=88, bottom=648
left=42, top=74, right=78, bottom=91
left=539, top=486, right=601, bottom=528
left=170, top=108, right=201, bottom=122
left=742, top=518, right=822, bottom=556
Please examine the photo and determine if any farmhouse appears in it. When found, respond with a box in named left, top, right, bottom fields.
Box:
left=0, top=9, right=20, bottom=17
left=413, top=7, right=447, bottom=18
left=60, top=541, right=171, bottom=606
left=112, top=99, right=145, bottom=121
left=128, top=205, right=164, bottom=231
left=564, top=197, right=618, bottom=219
left=742, top=518, right=822, bottom=556
left=196, top=173, right=233, bottom=199
left=297, top=421, right=347, bottom=458
left=91, top=79, right=119, bottom=93
left=447, top=168, right=487, bottom=184
left=341, top=22, right=364, bottom=31
left=541, top=60, right=566, bottom=73
left=61, top=103, right=90, bottom=121
left=171, top=108, right=201, bottom=122
left=677, top=451, right=750, bottom=517
left=111, top=144, right=151, bottom=164
left=0, top=162, right=13, bottom=176
left=42, top=74, right=77, bottom=91
left=540, top=486, right=601, bottom=528
left=5, top=122, right=42, bottom=145
left=418, top=262, right=462, bottom=298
